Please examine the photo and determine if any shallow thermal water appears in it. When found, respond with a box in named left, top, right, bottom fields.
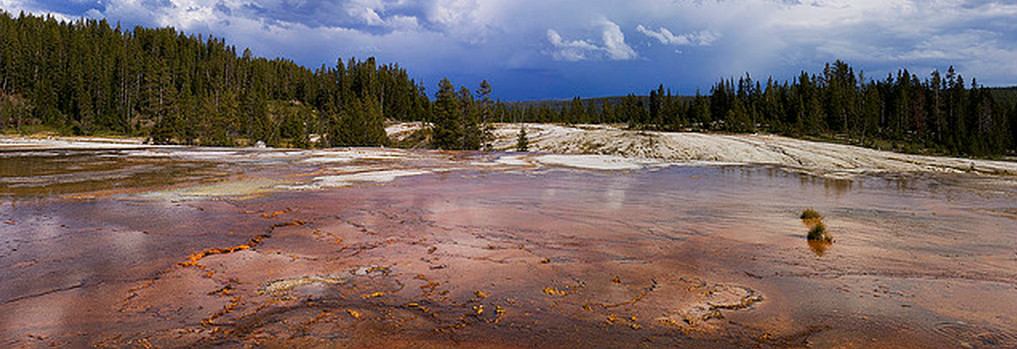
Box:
left=1, top=147, right=1016, bottom=348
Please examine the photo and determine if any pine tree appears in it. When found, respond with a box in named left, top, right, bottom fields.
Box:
left=476, top=80, right=495, bottom=150
left=432, top=78, right=461, bottom=150
left=1009, top=103, right=1017, bottom=154
left=661, top=87, right=683, bottom=131
left=690, top=92, right=711, bottom=129
left=859, top=83, right=881, bottom=146
left=599, top=99, right=613, bottom=124
left=928, top=70, right=944, bottom=144
left=516, top=125, right=529, bottom=152
left=622, top=94, right=647, bottom=129
left=457, top=86, right=482, bottom=150
left=566, top=96, right=584, bottom=125
left=727, top=99, right=752, bottom=132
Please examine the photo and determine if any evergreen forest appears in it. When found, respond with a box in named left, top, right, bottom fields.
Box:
left=2, top=11, right=1016, bottom=156
left=506, top=63, right=1017, bottom=156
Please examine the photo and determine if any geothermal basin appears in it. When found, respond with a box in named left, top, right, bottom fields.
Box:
left=1, top=143, right=1016, bottom=348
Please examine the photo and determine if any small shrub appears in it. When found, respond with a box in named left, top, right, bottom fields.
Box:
left=800, top=208, right=822, bottom=220
left=807, top=221, right=834, bottom=242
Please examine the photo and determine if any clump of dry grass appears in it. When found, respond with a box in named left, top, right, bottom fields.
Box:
left=801, top=208, right=834, bottom=243
left=800, top=208, right=822, bottom=220
left=807, top=221, right=834, bottom=242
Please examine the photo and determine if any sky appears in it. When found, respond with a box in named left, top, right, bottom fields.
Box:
left=2, top=0, right=1016, bottom=100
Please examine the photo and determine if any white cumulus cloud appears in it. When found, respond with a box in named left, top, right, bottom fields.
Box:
left=344, top=0, right=386, bottom=26
left=547, top=19, right=637, bottom=61
left=0, top=0, right=73, bottom=21
left=547, top=29, right=601, bottom=61
left=599, top=19, right=638, bottom=60
left=636, top=25, right=720, bottom=46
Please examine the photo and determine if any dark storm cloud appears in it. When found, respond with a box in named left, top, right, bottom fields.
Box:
left=3, top=0, right=1016, bottom=99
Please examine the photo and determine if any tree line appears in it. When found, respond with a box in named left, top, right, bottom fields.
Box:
left=3, top=11, right=1016, bottom=156
left=0, top=11, right=437, bottom=147
left=503, top=61, right=1017, bottom=156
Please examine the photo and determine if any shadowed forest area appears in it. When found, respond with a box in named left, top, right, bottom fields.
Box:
left=2, top=11, right=1016, bottom=156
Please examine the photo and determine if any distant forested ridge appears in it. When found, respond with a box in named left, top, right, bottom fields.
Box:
left=505, top=63, right=1017, bottom=157
left=2, top=11, right=1015, bottom=156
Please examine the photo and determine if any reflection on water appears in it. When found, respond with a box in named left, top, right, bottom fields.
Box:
left=0, top=149, right=221, bottom=197
left=1, top=150, right=1016, bottom=348
left=807, top=240, right=832, bottom=257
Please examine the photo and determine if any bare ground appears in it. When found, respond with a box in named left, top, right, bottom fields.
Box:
left=5, top=122, right=1016, bottom=178
left=387, top=122, right=1017, bottom=177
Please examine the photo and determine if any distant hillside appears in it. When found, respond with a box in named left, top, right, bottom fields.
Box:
left=511, top=95, right=697, bottom=112
left=987, top=86, right=1017, bottom=107
left=519, top=87, right=1017, bottom=111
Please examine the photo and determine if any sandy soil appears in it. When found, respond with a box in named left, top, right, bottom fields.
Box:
left=390, top=123, right=1017, bottom=177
